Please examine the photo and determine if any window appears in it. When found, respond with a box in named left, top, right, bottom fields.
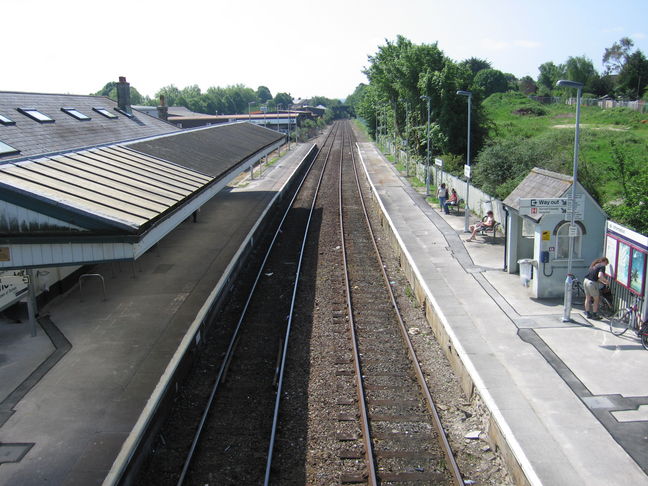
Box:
left=0, top=140, right=20, bottom=157
left=93, top=107, right=118, bottom=119
left=17, top=108, right=54, bottom=123
left=0, top=114, right=15, bottom=126
left=61, top=107, right=90, bottom=120
left=555, top=222, right=582, bottom=260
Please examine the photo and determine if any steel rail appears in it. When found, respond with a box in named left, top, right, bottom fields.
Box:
left=338, top=123, right=379, bottom=486
left=263, top=123, right=342, bottom=485
left=348, top=125, right=465, bottom=485
left=176, top=125, right=339, bottom=486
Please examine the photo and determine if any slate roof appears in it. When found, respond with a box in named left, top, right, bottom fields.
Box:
left=127, top=122, right=284, bottom=177
left=0, top=92, right=179, bottom=162
left=503, top=167, right=573, bottom=222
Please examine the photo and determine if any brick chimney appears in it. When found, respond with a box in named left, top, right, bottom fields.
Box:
left=116, top=76, right=131, bottom=114
left=157, top=95, right=168, bottom=121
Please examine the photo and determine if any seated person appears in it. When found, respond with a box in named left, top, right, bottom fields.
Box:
left=443, top=188, right=458, bottom=214
left=466, top=211, right=495, bottom=241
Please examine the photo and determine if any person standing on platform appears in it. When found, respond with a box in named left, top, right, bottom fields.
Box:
left=584, top=257, right=610, bottom=320
left=437, top=183, right=448, bottom=212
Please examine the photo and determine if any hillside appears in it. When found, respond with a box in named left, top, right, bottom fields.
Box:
left=477, top=92, right=648, bottom=232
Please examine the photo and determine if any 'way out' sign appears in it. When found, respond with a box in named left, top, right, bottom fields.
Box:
left=519, top=195, right=584, bottom=220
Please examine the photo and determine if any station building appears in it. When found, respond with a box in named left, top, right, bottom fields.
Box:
left=0, top=78, right=284, bottom=319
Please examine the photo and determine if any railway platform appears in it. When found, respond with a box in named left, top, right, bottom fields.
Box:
left=356, top=140, right=648, bottom=485
left=0, top=143, right=314, bottom=486
left=1, top=126, right=647, bottom=486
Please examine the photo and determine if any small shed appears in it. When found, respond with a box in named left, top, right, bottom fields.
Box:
left=503, top=168, right=607, bottom=299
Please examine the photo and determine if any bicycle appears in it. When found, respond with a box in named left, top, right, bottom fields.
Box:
left=609, top=298, right=648, bottom=350
left=572, top=278, right=613, bottom=318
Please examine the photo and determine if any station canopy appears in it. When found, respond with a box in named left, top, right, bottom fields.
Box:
left=0, top=122, right=284, bottom=269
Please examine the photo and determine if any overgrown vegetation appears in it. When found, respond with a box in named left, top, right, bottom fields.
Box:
left=346, top=35, right=648, bottom=233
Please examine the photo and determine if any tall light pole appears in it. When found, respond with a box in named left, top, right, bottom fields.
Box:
left=287, top=104, right=292, bottom=150
left=420, top=95, right=431, bottom=196
left=248, top=101, right=255, bottom=121
left=456, top=90, right=472, bottom=232
left=557, top=79, right=584, bottom=322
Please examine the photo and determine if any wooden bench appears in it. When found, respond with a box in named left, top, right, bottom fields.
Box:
left=446, top=198, right=464, bottom=214
left=477, top=220, right=501, bottom=239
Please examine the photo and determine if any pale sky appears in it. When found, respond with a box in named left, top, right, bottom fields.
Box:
left=4, top=0, right=648, bottom=101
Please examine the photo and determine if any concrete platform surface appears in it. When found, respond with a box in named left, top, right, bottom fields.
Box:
left=357, top=141, right=648, bottom=486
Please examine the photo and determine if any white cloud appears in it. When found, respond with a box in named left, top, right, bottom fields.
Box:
left=514, top=40, right=542, bottom=48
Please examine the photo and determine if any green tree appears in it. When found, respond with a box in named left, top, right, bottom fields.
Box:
left=459, top=57, right=492, bottom=84
left=94, top=81, right=145, bottom=105
left=256, top=86, right=272, bottom=102
left=606, top=169, right=648, bottom=233
left=616, top=50, right=648, bottom=99
left=518, top=76, right=537, bottom=95
left=562, top=56, right=599, bottom=94
left=155, top=85, right=182, bottom=107
left=603, top=37, right=634, bottom=75
left=537, top=61, right=565, bottom=95
left=274, top=92, right=293, bottom=108
left=472, top=69, right=510, bottom=97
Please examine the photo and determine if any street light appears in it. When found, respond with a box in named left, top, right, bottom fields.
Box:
left=556, top=79, right=584, bottom=322
left=420, top=95, right=431, bottom=196
left=248, top=101, right=255, bottom=121
left=456, top=90, right=472, bottom=232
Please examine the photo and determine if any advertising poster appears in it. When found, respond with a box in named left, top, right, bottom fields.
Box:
left=617, top=243, right=630, bottom=287
left=630, top=250, right=646, bottom=294
left=605, top=236, right=617, bottom=277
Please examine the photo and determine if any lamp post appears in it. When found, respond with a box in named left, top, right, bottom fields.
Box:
left=456, top=90, right=472, bottom=232
left=248, top=101, right=255, bottom=121
left=420, top=95, right=431, bottom=197
left=287, top=104, right=292, bottom=150
left=556, top=79, right=584, bottom=322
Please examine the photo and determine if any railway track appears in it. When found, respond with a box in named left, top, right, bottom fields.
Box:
left=135, top=120, right=464, bottom=485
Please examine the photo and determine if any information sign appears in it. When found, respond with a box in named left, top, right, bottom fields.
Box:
left=434, top=158, right=443, bottom=167
left=464, top=164, right=471, bottom=178
left=519, top=195, right=584, bottom=220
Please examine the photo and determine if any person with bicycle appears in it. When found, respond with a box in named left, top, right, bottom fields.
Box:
left=584, top=257, right=610, bottom=320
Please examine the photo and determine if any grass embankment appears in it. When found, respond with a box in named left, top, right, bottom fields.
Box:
left=483, top=92, right=648, bottom=205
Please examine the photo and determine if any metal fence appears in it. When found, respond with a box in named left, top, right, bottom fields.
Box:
left=530, top=96, right=648, bottom=113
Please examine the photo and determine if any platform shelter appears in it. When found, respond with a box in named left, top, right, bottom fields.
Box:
left=503, top=168, right=607, bottom=298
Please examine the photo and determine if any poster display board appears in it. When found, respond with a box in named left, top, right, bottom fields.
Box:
left=606, top=221, right=647, bottom=296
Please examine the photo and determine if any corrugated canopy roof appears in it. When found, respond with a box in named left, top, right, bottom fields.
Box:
left=127, top=122, right=284, bottom=177
left=0, top=145, right=213, bottom=233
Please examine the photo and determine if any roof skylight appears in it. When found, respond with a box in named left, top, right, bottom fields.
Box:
left=17, top=108, right=54, bottom=123
left=93, top=107, right=118, bottom=119
left=61, top=107, right=91, bottom=121
left=0, top=114, right=16, bottom=126
left=114, top=107, right=134, bottom=118
left=0, top=140, right=20, bottom=156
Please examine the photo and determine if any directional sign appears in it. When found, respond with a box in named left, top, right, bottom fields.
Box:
left=519, top=198, right=568, bottom=216
left=519, top=195, right=584, bottom=220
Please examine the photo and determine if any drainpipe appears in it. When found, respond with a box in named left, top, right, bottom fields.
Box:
left=502, top=206, right=509, bottom=272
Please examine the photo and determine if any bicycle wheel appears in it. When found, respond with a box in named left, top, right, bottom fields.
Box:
left=599, top=296, right=614, bottom=318
left=609, top=308, right=632, bottom=336
left=641, top=329, right=648, bottom=351
left=572, top=280, right=585, bottom=305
